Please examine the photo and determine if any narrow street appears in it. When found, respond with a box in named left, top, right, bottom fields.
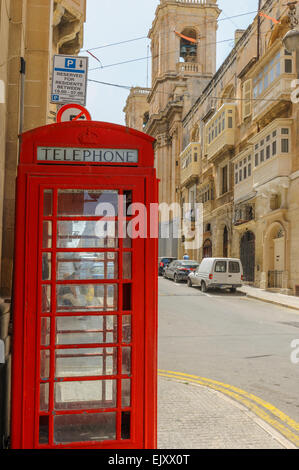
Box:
left=158, top=277, right=299, bottom=424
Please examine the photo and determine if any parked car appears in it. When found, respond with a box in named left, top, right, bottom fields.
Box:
left=187, top=258, right=243, bottom=293
left=164, top=259, right=199, bottom=283
left=158, top=256, right=177, bottom=276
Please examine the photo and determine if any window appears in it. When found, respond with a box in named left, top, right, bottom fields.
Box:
left=235, top=155, right=252, bottom=184
left=215, top=261, right=227, bottom=273
left=221, top=165, right=228, bottom=194
left=242, top=79, right=252, bottom=119
left=281, top=138, right=289, bottom=153
left=285, top=59, right=292, bottom=74
left=229, top=261, right=240, bottom=273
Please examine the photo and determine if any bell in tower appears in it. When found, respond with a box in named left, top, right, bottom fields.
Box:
left=179, top=29, right=198, bottom=63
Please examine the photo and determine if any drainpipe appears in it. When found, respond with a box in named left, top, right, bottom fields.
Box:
left=257, top=0, right=262, bottom=60
left=18, top=57, right=26, bottom=164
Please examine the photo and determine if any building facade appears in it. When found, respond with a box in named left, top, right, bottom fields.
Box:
left=0, top=0, right=86, bottom=297
left=0, top=0, right=86, bottom=447
left=124, top=0, right=299, bottom=295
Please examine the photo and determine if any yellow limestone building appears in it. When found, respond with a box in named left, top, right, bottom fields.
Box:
left=125, top=0, right=221, bottom=257
left=0, top=0, right=86, bottom=297
left=124, top=0, right=299, bottom=295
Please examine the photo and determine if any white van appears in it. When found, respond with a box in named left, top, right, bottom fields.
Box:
left=187, top=258, right=243, bottom=293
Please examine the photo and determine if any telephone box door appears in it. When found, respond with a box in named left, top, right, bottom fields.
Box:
left=15, top=174, right=148, bottom=449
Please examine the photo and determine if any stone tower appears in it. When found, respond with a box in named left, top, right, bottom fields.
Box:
left=150, top=0, right=221, bottom=256
left=124, top=0, right=221, bottom=256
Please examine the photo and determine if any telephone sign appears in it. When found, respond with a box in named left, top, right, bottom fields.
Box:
left=11, top=121, right=158, bottom=449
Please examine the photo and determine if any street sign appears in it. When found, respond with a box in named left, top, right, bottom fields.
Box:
left=56, top=103, right=91, bottom=123
left=51, top=55, right=88, bottom=106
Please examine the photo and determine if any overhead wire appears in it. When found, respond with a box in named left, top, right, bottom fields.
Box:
left=87, top=31, right=271, bottom=72
left=87, top=79, right=290, bottom=103
left=82, top=9, right=260, bottom=54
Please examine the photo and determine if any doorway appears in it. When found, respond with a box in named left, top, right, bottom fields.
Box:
left=240, top=231, right=255, bottom=282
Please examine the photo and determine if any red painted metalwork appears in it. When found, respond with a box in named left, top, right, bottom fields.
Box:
left=11, top=121, right=158, bottom=449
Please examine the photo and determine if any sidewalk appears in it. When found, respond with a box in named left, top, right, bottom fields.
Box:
left=239, top=285, right=299, bottom=312
left=158, top=376, right=297, bottom=449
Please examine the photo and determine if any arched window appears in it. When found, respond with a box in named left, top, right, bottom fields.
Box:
left=179, top=29, right=197, bottom=63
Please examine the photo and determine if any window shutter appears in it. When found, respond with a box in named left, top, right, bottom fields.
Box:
left=242, top=79, right=252, bottom=120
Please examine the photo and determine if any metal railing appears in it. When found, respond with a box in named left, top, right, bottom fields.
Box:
left=161, top=0, right=217, bottom=4
left=268, top=270, right=283, bottom=289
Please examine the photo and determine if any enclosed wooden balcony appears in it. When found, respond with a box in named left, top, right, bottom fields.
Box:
left=251, top=48, right=296, bottom=122
left=179, top=143, right=201, bottom=187
left=205, top=104, right=236, bottom=161
left=249, top=118, right=293, bottom=188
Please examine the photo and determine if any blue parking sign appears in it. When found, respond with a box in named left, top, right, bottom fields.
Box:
left=65, top=58, right=76, bottom=69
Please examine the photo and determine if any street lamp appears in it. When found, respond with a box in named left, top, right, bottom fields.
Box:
left=282, top=2, right=299, bottom=76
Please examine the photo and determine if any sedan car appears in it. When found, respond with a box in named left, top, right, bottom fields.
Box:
left=158, top=256, right=177, bottom=276
left=163, top=260, right=199, bottom=283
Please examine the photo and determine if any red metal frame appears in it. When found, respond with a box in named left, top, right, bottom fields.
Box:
left=11, top=122, right=158, bottom=449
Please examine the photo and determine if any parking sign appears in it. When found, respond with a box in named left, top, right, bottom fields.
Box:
left=51, top=55, right=88, bottom=106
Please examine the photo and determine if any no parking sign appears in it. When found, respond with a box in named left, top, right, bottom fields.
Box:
left=56, top=103, right=92, bottom=123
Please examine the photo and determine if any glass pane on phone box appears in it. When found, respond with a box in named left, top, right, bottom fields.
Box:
left=41, top=317, right=50, bottom=346
left=43, top=190, right=53, bottom=217
left=40, top=383, right=49, bottom=412
left=41, top=285, right=51, bottom=313
left=55, top=347, right=117, bottom=377
left=42, top=253, right=51, bottom=281
left=43, top=221, right=52, bottom=248
left=123, top=252, right=132, bottom=279
left=57, top=252, right=118, bottom=280
left=40, top=350, right=50, bottom=379
left=54, top=379, right=116, bottom=410
left=57, top=221, right=118, bottom=249
left=54, top=413, right=116, bottom=443
left=56, top=284, right=118, bottom=312
left=122, top=379, right=131, bottom=407
left=56, top=315, right=118, bottom=345
left=122, top=315, right=131, bottom=343
left=122, top=347, right=131, bottom=376
left=57, top=190, right=119, bottom=217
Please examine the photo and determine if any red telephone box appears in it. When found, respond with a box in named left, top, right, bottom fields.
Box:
left=11, top=121, right=158, bottom=449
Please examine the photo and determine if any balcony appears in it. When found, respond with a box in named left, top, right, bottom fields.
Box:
left=249, top=119, right=293, bottom=188
left=233, top=204, right=255, bottom=226
left=205, top=104, right=236, bottom=161
left=180, top=143, right=201, bottom=187
left=251, top=47, right=296, bottom=122
left=233, top=148, right=255, bottom=204
left=252, top=74, right=295, bottom=122
left=176, top=62, right=202, bottom=75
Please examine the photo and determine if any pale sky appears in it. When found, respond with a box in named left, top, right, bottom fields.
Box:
left=82, top=0, right=259, bottom=125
